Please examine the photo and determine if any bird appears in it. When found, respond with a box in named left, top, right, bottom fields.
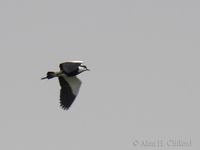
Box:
left=41, top=61, right=90, bottom=110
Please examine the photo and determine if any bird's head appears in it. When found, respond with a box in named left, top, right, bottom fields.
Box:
left=78, top=65, right=90, bottom=73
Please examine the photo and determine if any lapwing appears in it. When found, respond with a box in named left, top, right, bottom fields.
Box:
left=42, top=61, right=90, bottom=110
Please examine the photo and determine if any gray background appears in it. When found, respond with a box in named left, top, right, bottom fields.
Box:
left=0, top=0, right=199, bottom=149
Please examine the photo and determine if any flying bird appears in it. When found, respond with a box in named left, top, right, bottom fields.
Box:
left=41, top=61, right=90, bottom=110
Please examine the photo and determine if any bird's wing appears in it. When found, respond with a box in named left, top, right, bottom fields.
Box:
left=58, top=76, right=82, bottom=110
left=59, top=61, right=83, bottom=73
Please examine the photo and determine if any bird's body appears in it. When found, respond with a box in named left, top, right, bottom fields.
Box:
left=42, top=61, right=89, bottom=110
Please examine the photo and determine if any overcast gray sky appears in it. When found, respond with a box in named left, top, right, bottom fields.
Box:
left=0, top=0, right=199, bottom=149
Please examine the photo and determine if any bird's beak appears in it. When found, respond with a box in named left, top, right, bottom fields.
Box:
left=87, top=69, right=90, bottom=71
left=41, top=77, right=47, bottom=80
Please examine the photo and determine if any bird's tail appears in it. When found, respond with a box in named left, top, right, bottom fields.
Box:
left=41, top=72, right=56, bottom=80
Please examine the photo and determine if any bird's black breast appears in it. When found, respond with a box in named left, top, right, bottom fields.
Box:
left=65, top=68, right=79, bottom=77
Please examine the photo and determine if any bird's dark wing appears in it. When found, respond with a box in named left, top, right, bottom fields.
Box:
left=59, top=62, right=83, bottom=74
left=58, top=76, right=82, bottom=110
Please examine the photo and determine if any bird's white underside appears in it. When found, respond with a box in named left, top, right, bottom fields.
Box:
left=62, top=76, right=82, bottom=96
